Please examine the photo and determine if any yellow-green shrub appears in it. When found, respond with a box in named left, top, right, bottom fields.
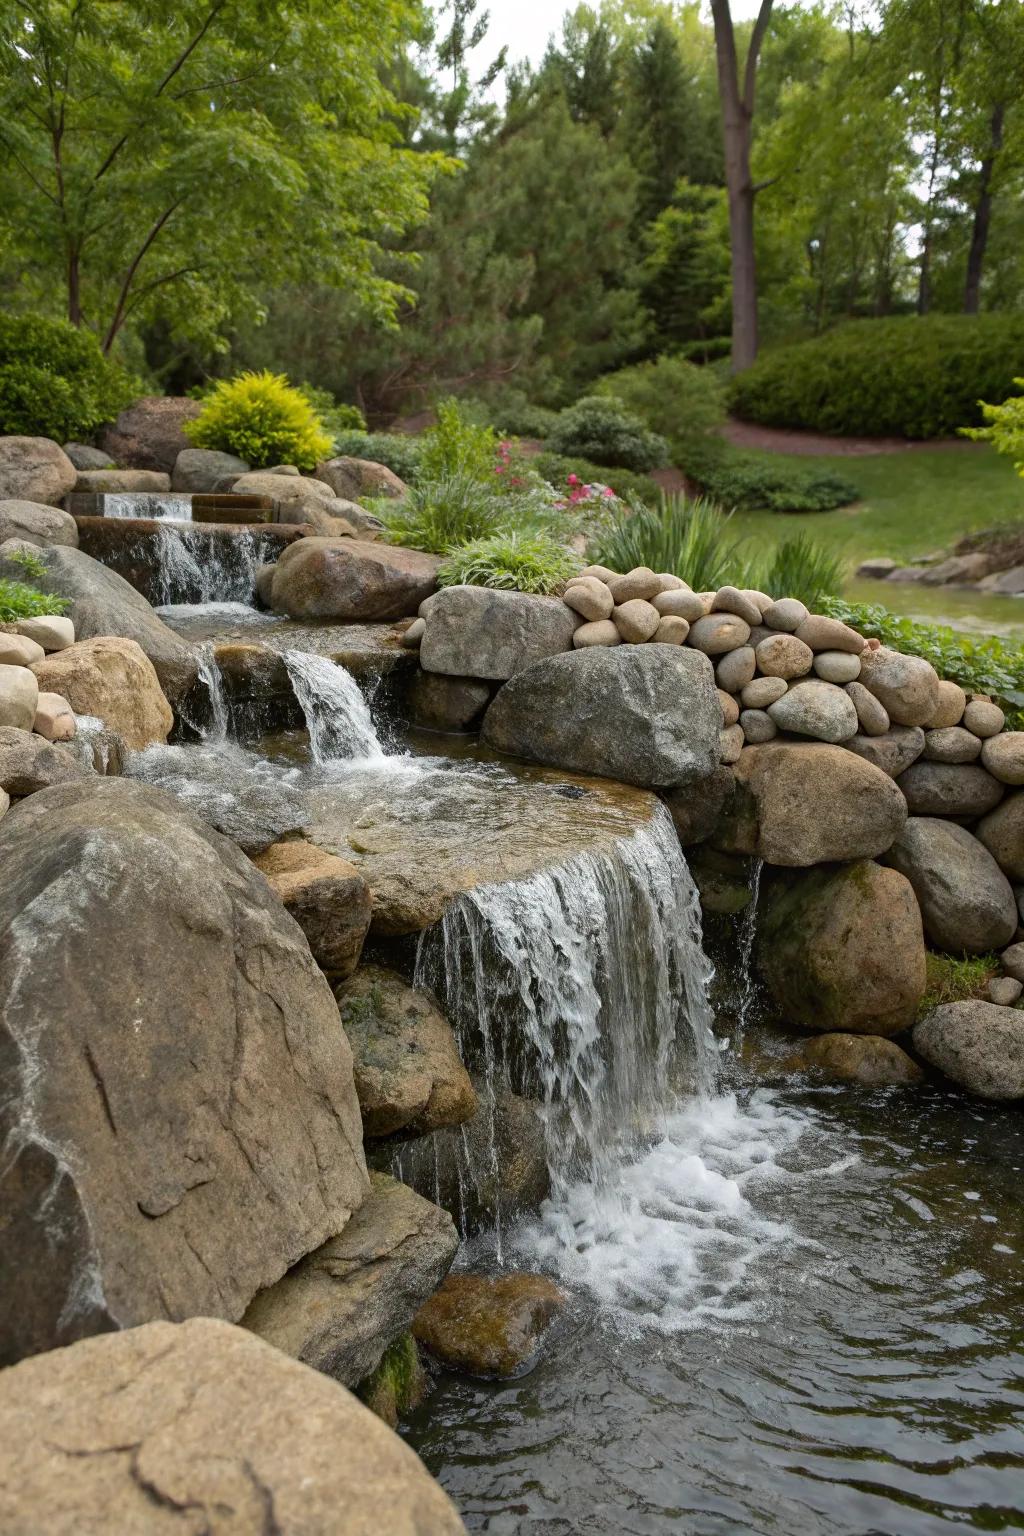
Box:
left=185, top=371, right=333, bottom=470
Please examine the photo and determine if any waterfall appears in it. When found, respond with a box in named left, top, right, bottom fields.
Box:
left=734, top=856, right=764, bottom=1041
left=152, top=525, right=273, bottom=605
left=196, top=644, right=229, bottom=743
left=282, top=651, right=383, bottom=763
left=408, top=807, right=717, bottom=1250
left=102, top=493, right=193, bottom=520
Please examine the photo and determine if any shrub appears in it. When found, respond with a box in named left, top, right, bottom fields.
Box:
left=419, top=398, right=498, bottom=484
left=547, top=396, right=670, bottom=472
left=0, top=550, right=71, bottom=622
left=729, top=315, right=1024, bottom=440
left=756, top=536, right=845, bottom=609
left=962, top=381, right=1024, bottom=475
left=184, top=371, right=333, bottom=470
left=596, top=355, right=725, bottom=464
left=590, top=494, right=752, bottom=592
left=695, top=450, right=858, bottom=513
left=332, top=430, right=424, bottom=483
left=819, top=596, right=1024, bottom=723
left=297, top=384, right=366, bottom=446
left=438, top=531, right=582, bottom=594
left=531, top=451, right=660, bottom=506
left=0, top=313, right=135, bottom=442
left=489, top=398, right=561, bottom=440
left=378, top=472, right=507, bottom=553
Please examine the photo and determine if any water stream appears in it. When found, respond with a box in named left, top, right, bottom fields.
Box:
left=151, top=524, right=275, bottom=605
left=281, top=650, right=384, bottom=762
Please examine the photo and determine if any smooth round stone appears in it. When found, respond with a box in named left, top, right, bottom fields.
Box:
left=794, top=614, right=865, bottom=654
left=652, top=572, right=688, bottom=592
left=767, top=679, right=859, bottom=744
left=716, top=646, right=756, bottom=693
left=964, top=699, right=1006, bottom=739
left=688, top=613, right=751, bottom=656
left=712, top=585, right=762, bottom=627
left=13, top=615, right=76, bottom=652
left=717, top=688, right=739, bottom=727
left=741, top=589, right=775, bottom=617
left=982, top=732, right=1024, bottom=785
left=742, top=675, right=788, bottom=709
left=720, top=723, right=744, bottom=764
left=578, top=564, right=618, bottom=583
left=697, top=592, right=717, bottom=615
left=756, top=633, right=813, bottom=680
left=607, top=566, right=662, bottom=604
left=927, top=679, right=966, bottom=729
left=0, top=634, right=45, bottom=667
left=0, top=663, right=39, bottom=731
left=763, top=597, right=808, bottom=633
left=612, top=599, right=660, bottom=644
left=813, top=650, right=861, bottom=684
left=572, top=619, right=621, bottom=649
left=653, top=615, right=689, bottom=645
left=898, top=761, right=1005, bottom=817
left=845, top=680, right=889, bottom=736
left=1002, top=941, right=1024, bottom=983
left=748, top=624, right=773, bottom=648
left=400, top=616, right=425, bottom=648
left=563, top=577, right=614, bottom=622
left=652, top=589, right=706, bottom=623
left=859, top=646, right=940, bottom=727
left=740, top=708, right=776, bottom=744
left=989, top=976, right=1023, bottom=1006
left=844, top=725, right=925, bottom=778
left=923, top=725, right=982, bottom=764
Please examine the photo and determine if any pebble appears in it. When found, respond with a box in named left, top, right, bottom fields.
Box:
left=0, top=634, right=45, bottom=668
left=981, top=733, right=1024, bottom=785
left=653, top=615, right=689, bottom=645
left=563, top=577, right=614, bottom=621
left=612, top=599, right=661, bottom=643
left=756, top=633, right=814, bottom=680
left=33, top=691, right=76, bottom=742
left=578, top=564, right=618, bottom=583
left=794, top=614, right=866, bottom=653
left=742, top=675, right=788, bottom=709
left=688, top=614, right=751, bottom=655
left=927, top=679, right=967, bottom=729
left=652, top=573, right=688, bottom=592
left=845, top=680, right=889, bottom=736
left=813, top=650, right=861, bottom=684
left=720, top=723, right=744, bottom=764
left=740, top=708, right=777, bottom=743
left=763, top=597, right=808, bottom=632
left=652, top=589, right=706, bottom=622
left=963, top=699, right=1005, bottom=738
left=767, top=678, right=859, bottom=744
left=12, top=615, right=75, bottom=652
left=1001, top=942, right=1024, bottom=983
left=607, top=567, right=662, bottom=603
left=572, top=618, right=621, bottom=648
left=988, top=976, right=1023, bottom=1007
left=716, top=646, right=756, bottom=693
left=712, top=585, right=762, bottom=627
left=923, top=725, right=982, bottom=764
left=717, top=688, right=740, bottom=727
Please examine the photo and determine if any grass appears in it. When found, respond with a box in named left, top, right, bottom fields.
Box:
left=438, top=531, right=582, bottom=595
left=918, top=953, right=1000, bottom=1019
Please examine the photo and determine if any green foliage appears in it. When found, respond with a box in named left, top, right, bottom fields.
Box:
left=596, top=356, right=726, bottom=465
left=297, top=385, right=366, bottom=446
left=356, top=1333, right=426, bottom=1426
left=332, top=431, right=424, bottom=483
left=488, top=398, right=561, bottom=440
left=184, top=372, right=332, bottom=471
left=0, top=313, right=135, bottom=441
left=379, top=472, right=506, bottom=553
left=419, top=398, right=498, bottom=483
left=640, top=182, right=731, bottom=354
left=819, top=597, right=1024, bottom=721
left=962, top=381, right=1024, bottom=475
left=0, top=580, right=72, bottom=622
left=590, top=494, right=751, bottom=592
left=757, top=536, right=846, bottom=610
left=694, top=451, right=859, bottom=513
left=919, top=953, right=1000, bottom=1018
left=530, top=452, right=661, bottom=507
left=438, top=530, right=582, bottom=593
left=548, top=396, right=669, bottom=472
left=730, top=317, right=1024, bottom=440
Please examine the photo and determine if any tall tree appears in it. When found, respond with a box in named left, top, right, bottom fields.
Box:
left=622, top=19, right=710, bottom=226
left=709, top=0, right=775, bottom=370
left=0, top=0, right=449, bottom=354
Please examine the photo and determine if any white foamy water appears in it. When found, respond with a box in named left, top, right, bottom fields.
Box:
left=282, top=650, right=384, bottom=762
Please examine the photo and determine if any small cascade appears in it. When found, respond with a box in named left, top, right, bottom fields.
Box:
left=282, top=651, right=384, bottom=763
left=406, top=808, right=717, bottom=1250
left=152, top=525, right=274, bottom=605
left=734, top=856, right=765, bottom=1041
left=102, top=492, right=193, bottom=520
left=196, top=643, right=229, bottom=743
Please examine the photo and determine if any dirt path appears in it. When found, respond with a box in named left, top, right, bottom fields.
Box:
left=721, top=418, right=980, bottom=458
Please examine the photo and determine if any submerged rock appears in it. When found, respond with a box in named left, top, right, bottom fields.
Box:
left=883, top=818, right=1018, bottom=955
left=481, top=645, right=720, bottom=789
left=127, top=741, right=309, bottom=854
left=414, top=1272, right=566, bottom=1379
left=336, top=965, right=476, bottom=1139
left=0, top=778, right=367, bottom=1366
left=758, top=860, right=926, bottom=1036
left=914, top=1001, right=1024, bottom=1101
left=0, top=1318, right=466, bottom=1535
left=242, top=1173, right=458, bottom=1387
left=796, top=1033, right=923, bottom=1086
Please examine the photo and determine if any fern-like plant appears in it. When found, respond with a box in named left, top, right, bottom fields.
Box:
left=184, top=371, right=333, bottom=470
left=438, top=531, right=582, bottom=594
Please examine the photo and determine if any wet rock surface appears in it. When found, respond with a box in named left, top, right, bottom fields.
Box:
left=413, top=1272, right=566, bottom=1378
left=914, top=1001, right=1024, bottom=1101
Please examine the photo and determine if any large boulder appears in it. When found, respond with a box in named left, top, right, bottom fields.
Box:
left=0, top=542, right=199, bottom=709
left=271, top=537, right=440, bottom=622
left=252, top=839, right=372, bottom=979
left=232, top=468, right=336, bottom=510
left=898, top=760, right=1004, bottom=817
left=172, top=447, right=249, bottom=492
left=0, top=1317, right=465, bottom=1534
left=661, top=765, right=735, bottom=847
left=883, top=817, right=1018, bottom=954
left=976, top=791, right=1024, bottom=881
left=914, top=1002, right=1024, bottom=1101
left=242, top=1173, right=458, bottom=1386
left=481, top=645, right=720, bottom=789
left=316, top=455, right=409, bottom=501
left=0, top=725, right=90, bottom=797
left=0, top=779, right=368, bottom=1366
left=859, top=645, right=940, bottom=726
left=718, top=743, right=906, bottom=865
left=32, top=636, right=173, bottom=750
left=420, top=585, right=578, bottom=681
left=0, top=498, right=78, bottom=548
left=98, top=396, right=201, bottom=472
left=0, top=437, right=76, bottom=505
left=757, top=860, right=926, bottom=1036
left=336, top=965, right=477, bottom=1139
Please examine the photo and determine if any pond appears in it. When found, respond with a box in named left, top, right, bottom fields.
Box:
left=846, top=577, right=1024, bottom=641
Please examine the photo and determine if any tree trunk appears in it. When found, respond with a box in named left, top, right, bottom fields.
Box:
left=67, top=250, right=82, bottom=327
left=964, top=102, right=1004, bottom=314
left=710, top=0, right=774, bottom=373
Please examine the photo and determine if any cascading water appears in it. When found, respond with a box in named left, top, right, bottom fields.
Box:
left=151, top=524, right=275, bottom=605
left=101, top=492, right=194, bottom=520
left=733, top=855, right=764, bottom=1041
left=282, top=650, right=383, bottom=762
left=404, top=808, right=717, bottom=1258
